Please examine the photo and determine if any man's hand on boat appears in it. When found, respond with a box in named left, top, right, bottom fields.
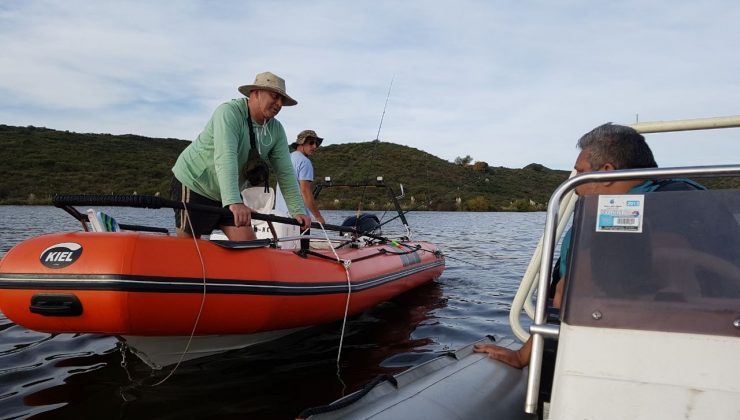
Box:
left=229, top=203, right=253, bottom=227
left=228, top=203, right=310, bottom=231
left=294, top=214, right=311, bottom=231
left=473, top=342, right=530, bottom=369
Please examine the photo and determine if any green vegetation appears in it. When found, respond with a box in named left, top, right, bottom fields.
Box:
left=0, top=125, right=185, bottom=204
left=1, top=125, right=736, bottom=210
left=310, top=142, right=567, bottom=211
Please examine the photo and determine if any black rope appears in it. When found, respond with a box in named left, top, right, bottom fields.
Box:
left=298, top=247, right=387, bottom=264
left=377, top=244, right=421, bottom=256
left=297, top=243, right=436, bottom=266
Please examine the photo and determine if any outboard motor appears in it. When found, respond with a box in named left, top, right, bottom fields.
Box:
left=341, top=213, right=381, bottom=236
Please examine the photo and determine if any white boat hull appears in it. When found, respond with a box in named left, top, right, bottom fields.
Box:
left=550, top=324, right=740, bottom=420
left=121, top=327, right=306, bottom=369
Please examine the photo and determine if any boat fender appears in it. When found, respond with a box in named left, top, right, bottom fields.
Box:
left=29, top=293, right=83, bottom=317
left=297, top=374, right=398, bottom=419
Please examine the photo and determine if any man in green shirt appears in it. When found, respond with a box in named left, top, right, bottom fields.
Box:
left=171, top=71, right=310, bottom=240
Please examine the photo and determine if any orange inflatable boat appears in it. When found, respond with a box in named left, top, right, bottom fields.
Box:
left=0, top=232, right=444, bottom=335
left=0, top=193, right=445, bottom=367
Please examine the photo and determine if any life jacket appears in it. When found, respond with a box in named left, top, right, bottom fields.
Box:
left=631, top=178, right=706, bottom=192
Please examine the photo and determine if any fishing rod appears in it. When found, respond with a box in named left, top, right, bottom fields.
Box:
left=327, top=76, right=395, bottom=183
left=345, top=76, right=412, bottom=237
left=333, top=78, right=394, bottom=395
left=355, top=76, right=394, bottom=196
left=375, top=76, right=394, bottom=141
left=374, top=200, right=431, bottom=231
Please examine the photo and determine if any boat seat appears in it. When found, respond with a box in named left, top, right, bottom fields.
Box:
left=86, top=209, right=120, bottom=232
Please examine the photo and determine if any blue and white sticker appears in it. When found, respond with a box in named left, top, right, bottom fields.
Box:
left=40, top=242, right=83, bottom=268
left=596, top=195, right=644, bottom=233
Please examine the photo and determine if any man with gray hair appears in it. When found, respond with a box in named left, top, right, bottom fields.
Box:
left=171, top=71, right=311, bottom=240
left=576, top=123, right=657, bottom=170
left=473, top=122, right=703, bottom=368
left=571, top=123, right=657, bottom=198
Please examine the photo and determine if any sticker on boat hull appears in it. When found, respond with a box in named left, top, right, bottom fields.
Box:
left=40, top=243, right=83, bottom=268
left=595, top=195, right=645, bottom=233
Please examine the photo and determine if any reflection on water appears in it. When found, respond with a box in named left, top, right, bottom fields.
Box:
left=0, top=206, right=544, bottom=419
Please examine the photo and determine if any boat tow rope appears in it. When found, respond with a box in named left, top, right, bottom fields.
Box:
left=435, top=252, right=485, bottom=268
left=148, top=201, right=208, bottom=386
left=314, top=221, right=353, bottom=394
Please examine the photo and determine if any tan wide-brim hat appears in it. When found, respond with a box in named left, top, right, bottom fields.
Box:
left=238, top=71, right=298, bottom=106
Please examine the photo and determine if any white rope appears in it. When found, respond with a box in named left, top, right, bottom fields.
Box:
left=315, top=222, right=352, bottom=360
left=150, top=201, right=208, bottom=385
left=314, top=221, right=353, bottom=394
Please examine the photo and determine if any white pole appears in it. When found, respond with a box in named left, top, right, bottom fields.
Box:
left=629, top=115, right=740, bottom=133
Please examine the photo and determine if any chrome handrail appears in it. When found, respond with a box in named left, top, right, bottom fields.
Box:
left=524, top=164, right=740, bottom=414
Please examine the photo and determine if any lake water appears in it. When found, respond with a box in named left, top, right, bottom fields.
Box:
left=0, top=206, right=545, bottom=419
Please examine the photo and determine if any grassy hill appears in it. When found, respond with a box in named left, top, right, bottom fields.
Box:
left=311, top=141, right=567, bottom=211
left=2, top=124, right=735, bottom=211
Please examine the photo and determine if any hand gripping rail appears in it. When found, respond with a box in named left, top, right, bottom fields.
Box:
left=524, top=164, right=740, bottom=414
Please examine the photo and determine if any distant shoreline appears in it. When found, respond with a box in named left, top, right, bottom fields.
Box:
left=5, top=124, right=735, bottom=211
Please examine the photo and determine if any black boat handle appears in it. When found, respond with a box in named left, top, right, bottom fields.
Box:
left=30, top=294, right=83, bottom=316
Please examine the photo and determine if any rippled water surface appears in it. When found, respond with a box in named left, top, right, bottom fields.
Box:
left=0, top=206, right=544, bottom=419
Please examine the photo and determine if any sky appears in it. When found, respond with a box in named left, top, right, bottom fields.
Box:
left=1, top=0, right=739, bottom=170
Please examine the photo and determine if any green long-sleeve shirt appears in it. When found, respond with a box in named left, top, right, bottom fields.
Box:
left=172, top=98, right=306, bottom=216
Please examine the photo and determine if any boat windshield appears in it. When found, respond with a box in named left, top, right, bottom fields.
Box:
left=562, top=188, right=740, bottom=337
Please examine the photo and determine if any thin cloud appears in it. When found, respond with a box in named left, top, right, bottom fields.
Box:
left=0, top=0, right=738, bottom=169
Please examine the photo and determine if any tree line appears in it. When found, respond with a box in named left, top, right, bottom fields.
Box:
left=2, top=125, right=734, bottom=210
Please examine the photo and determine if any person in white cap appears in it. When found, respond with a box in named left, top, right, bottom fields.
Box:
left=275, top=129, right=325, bottom=225
left=171, top=71, right=310, bottom=240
